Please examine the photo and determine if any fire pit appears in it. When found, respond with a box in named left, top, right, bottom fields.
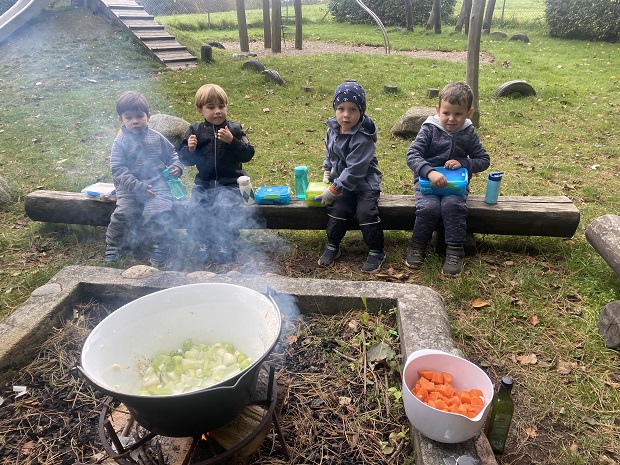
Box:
left=0, top=265, right=483, bottom=465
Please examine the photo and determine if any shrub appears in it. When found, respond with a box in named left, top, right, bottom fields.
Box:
left=546, top=0, right=620, bottom=41
left=330, top=0, right=456, bottom=28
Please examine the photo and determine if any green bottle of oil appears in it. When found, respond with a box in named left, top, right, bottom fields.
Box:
left=486, top=376, right=514, bottom=454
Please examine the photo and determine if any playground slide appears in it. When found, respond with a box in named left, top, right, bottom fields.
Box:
left=0, top=0, right=53, bottom=44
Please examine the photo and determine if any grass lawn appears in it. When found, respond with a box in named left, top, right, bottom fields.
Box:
left=1, top=2, right=620, bottom=464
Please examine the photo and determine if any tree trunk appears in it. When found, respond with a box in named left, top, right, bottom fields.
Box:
left=466, top=0, right=485, bottom=126
left=482, top=0, right=497, bottom=33
left=433, top=0, right=441, bottom=33
left=272, top=0, right=282, bottom=53
left=294, top=0, right=302, bottom=50
left=455, top=0, right=472, bottom=33
left=236, top=0, right=249, bottom=52
left=404, top=0, right=413, bottom=31
left=262, top=0, right=271, bottom=49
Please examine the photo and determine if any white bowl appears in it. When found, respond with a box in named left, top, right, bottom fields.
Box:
left=402, top=349, right=494, bottom=443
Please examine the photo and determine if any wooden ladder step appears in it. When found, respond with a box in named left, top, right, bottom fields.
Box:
left=146, top=41, right=189, bottom=52
left=156, top=50, right=198, bottom=63
left=135, top=30, right=176, bottom=40
left=167, top=61, right=199, bottom=71
left=112, top=10, right=154, bottom=20
left=125, top=20, right=164, bottom=30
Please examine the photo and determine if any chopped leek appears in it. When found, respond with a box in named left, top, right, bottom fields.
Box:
left=139, top=339, right=252, bottom=396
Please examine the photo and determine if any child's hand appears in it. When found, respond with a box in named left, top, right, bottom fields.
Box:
left=187, top=134, right=198, bottom=152
left=322, top=170, right=331, bottom=183
left=217, top=125, right=233, bottom=144
left=444, top=160, right=462, bottom=169
left=167, top=165, right=181, bottom=177
left=428, top=170, right=447, bottom=188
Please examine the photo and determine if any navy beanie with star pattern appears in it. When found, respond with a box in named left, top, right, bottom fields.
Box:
left=333, top=81, right=366, bottom=115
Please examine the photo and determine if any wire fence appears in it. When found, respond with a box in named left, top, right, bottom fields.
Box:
left=139, top=0, right=546, bottom=28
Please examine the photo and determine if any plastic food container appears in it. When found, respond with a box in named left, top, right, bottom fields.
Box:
left=402, top=349, right=494, bottom=443
left=254, top=186, right=291, bottom=205
left=419, top=167, right=468, bottom=196
left=305, top=182, right=330, bottom=207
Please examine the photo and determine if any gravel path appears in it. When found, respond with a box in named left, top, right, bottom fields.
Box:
left=217, top=40, right=495, bottom=63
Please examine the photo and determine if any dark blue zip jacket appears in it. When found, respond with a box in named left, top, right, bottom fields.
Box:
left=406, top=115, right=490, bottom=182
left=323, top=114, right=382, bottom=193
left=178, top=120, right=255, bottom=188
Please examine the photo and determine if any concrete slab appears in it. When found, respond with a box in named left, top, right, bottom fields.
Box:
left=0, top=265, right=497, bottom=465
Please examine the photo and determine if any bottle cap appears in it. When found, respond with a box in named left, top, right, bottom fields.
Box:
left=488, top=172, right=503, bottom=181
left=294, top=165, right=308, bottom=175
left=237, top=175, right=251, bottom=185
left=500, top=376, right=513, bottom=389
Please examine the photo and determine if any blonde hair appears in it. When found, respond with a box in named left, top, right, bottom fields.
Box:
left=195, top=84, right=228, bottom=109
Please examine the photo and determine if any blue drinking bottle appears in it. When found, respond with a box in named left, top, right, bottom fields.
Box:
left=294, top=165, right=309, bottom=199
left=162, top=168, right=188, bottom=200
left=485, top=172, right=503, bottom=204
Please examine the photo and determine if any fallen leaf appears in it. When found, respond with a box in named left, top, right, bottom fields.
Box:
left=530, top=315, right=539, bottom=325
left=524, top=426, right=538, bottom=438
left=504, top=260, right=514, bottom=266
left=470, top=298, right=490, bottom=308
left=556, top=359, right=574, bottom=374
left=339, top=396, right=351, bottom=405
left=262, top=107, right=270, bottom=112
left=517, top=354, right=538, bottom=365
left=286, top=335, right=297, bottom=344
left=381, top=445, right=395, bottom=455
left=21, top=441, right=35, bottom=455
left=570, top=443, right=579, bottom=453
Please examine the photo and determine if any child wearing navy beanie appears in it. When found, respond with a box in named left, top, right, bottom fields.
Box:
left=314, top=81, right=385, bottom=273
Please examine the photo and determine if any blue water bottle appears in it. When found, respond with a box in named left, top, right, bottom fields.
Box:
left=162, top=168, right=188, bottom=200
left=294, top=165, right=309, bottom=199
left=485, top=172, right=503, bottom=204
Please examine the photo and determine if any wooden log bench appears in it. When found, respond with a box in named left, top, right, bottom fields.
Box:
left=24, top=190, right=580, bottom=238
left=586, top=214, right=620, bottom=279
left=585, top=215, right=620, bottom=348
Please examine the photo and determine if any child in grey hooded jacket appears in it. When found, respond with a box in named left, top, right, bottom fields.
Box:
left=314, top=81, right=385, bottom=273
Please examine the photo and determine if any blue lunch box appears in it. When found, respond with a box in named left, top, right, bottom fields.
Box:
left=419, top=167, right=468, bottom=196
left=254, top=186, right=291, bottom=205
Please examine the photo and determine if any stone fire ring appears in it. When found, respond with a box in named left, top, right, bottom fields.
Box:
left=0, top=265, right=496, bottom=465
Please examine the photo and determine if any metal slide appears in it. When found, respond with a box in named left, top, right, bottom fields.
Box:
left=0, top=0, right=54, bottom=45
left=322, top=0, right=390, bottom=54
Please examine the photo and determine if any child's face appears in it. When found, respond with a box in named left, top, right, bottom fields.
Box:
left=198, top=101, right=228, bottom=126
left=335, top=101, right=361, bottom=132
left=436, top=99, right=474, bottom=133
left=119, top=110, right=149, bottom=133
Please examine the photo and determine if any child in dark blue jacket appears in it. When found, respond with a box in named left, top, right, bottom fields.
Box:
left=178, top=84, right=255, bottom=264
left=405, top=82, right=490, bottom=276
left=314, top=81, right=385, bottom=273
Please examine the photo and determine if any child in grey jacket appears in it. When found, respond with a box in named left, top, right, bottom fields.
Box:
left=314, top=81, right=385, bottom=273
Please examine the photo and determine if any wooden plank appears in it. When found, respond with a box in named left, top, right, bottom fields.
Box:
left=23, top=190, right=580, bottom=237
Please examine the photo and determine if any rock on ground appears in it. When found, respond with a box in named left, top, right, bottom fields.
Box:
left=391, top=106, right=435, bottom=139
left=149, top=114, right=190, bottom=148
left=0, top=175, right=12, bottom=210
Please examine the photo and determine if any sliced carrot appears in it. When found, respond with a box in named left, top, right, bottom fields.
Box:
left=411, top=370, right=486, bottom=419
left=417, top=370, right=434, bottom=381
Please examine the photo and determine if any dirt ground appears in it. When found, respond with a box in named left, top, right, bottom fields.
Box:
left=215, top=39, right=495, bottom=64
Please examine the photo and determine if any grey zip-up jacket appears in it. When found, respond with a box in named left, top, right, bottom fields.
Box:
left=111, top=126, right=183, bottom=196
left=323, top=114, right=382, bottom=193
left=406, top=115, right=490, bottom=182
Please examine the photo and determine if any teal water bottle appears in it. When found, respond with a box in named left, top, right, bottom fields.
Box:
left=294, top=166, right=309, bottom=199
left=484, top=172, right=503, bottom=204
left=162, top=168, right=188, bottom=200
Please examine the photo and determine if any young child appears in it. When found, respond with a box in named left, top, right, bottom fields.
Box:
left=178, top=83, right=255, bottom=264
left=314, top=81, right=385, bottom=273
left=105, top=91, right=184, bottom=267
left=405, top=81, right=490, bottom=276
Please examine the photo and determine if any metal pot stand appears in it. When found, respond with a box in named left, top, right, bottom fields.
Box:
left=98, top=364, right=290, bottom=465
